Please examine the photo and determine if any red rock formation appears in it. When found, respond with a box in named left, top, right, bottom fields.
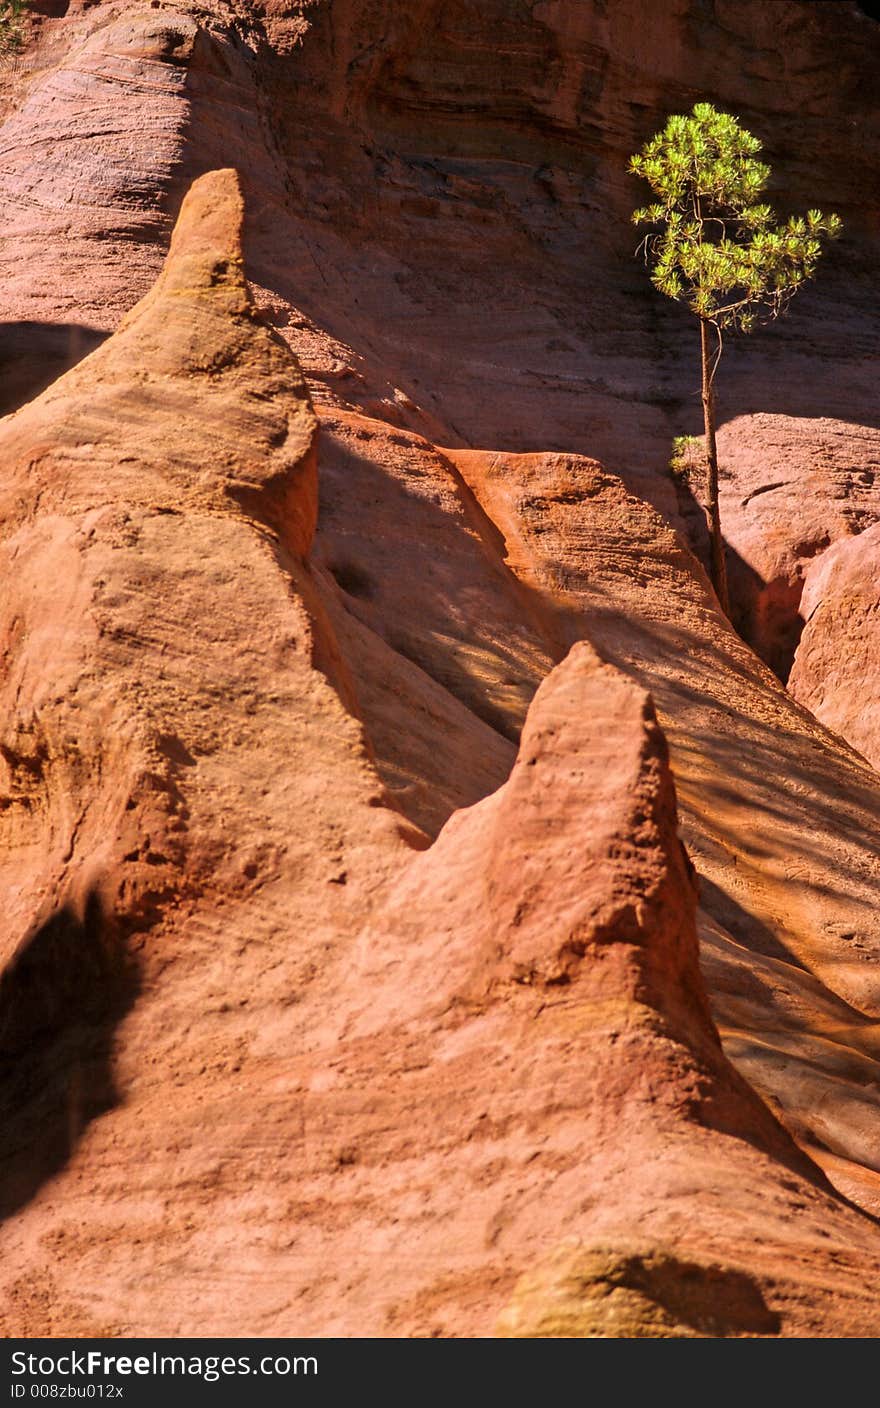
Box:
left=0, top=9, right=196, bottom=407
left=0, top=173, right=415, bottom=1319
left=338, top=641, right=880, bottom=1338
left=788, top=523, right=880, bottom=772
left=674, top=412, right=880, bottom=777
left=708, top=415, right=880, bottom=681
left=450, top=446, right=880, bottom=1208
left=0, top=165, right=372, bottom=963
left=2, top=166, right=880, bottom=1338
left=3, top=1, right=879, bottom=479
left=1, top=0, right=879, bottom=1338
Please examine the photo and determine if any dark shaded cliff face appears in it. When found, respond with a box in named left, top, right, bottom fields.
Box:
left=2, top=0, right=878, bottom=500
left=250, top=0, right=880, bottom=462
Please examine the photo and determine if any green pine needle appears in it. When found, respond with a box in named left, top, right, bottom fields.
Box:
left=628, top=102, right=840, bottom=335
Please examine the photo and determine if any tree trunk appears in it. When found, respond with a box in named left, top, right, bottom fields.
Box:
left=700, top=316, right=730, bottom=616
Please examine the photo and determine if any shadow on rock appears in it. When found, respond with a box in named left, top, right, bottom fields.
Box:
left=498, top=1243, right=783, bottom=1338
left=0, top=322, right=108, bottom=417
left=667, top=449, right=806, bottom=681
left=0, top=889, right=140, bottom=1220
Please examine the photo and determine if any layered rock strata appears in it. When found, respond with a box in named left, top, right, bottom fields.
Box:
left=2, top=169, right=880, bottom=1336
left=788, top=523, right=880, bottom=773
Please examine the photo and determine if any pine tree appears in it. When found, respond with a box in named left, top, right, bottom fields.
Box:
left=629, top=103, right=841, bottom=614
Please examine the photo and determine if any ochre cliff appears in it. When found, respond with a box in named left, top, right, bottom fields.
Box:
left=3, top=2, right=880, bottom=472
left=788, top=523, right=880, bottom=774
left=0, top=167, right=878, bottom=1339
left=0, top=0, right=878, bottom=1338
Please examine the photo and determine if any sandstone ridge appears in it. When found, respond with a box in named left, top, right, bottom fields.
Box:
left=2, top=171, right=880, bottom=1336
left=0, top=170, right=413, bottom=1326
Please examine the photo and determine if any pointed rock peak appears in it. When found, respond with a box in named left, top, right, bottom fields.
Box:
left=3, top=168, right=318, bottom=558
left=144, top=167, right=247, bottom=307
left=353, top=640, right=713, bottom=1044
left=358, top=640, right=808, bottom=1159
left=479, top=640, right=715, bottom=1040
left=341, top=637, right=867, bottom=1336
